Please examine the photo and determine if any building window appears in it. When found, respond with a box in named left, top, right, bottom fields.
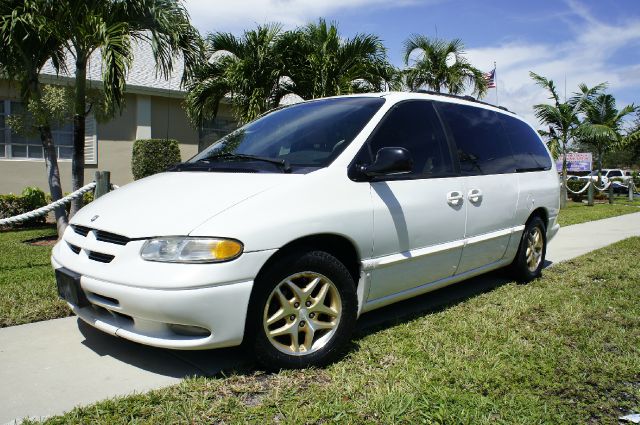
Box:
left=0, top=101, right=5, bottom=158
left=1, top=99, right=74, bottom=160
left=199, top=116, right=237, bottom=151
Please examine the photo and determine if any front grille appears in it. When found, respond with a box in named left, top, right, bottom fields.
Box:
left=95, top=230, right=130, bottom=246
left=88, top=251, right=115, bottom=263
left=71, top=225, right=90, bottom=237
left=68, top=225, right=129, bottom=263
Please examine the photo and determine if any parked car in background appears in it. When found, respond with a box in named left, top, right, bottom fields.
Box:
left=52, top=92, right=560, bottom=369
left=578, top=169, right=628, bottom=186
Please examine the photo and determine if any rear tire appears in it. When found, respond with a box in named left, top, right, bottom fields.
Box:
left=510, top=216, right=547, bottom=283
left=245, top=250, right=357, bottom=370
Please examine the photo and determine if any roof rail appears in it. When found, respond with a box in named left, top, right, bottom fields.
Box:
left=411, top=89, right=514, bottom=114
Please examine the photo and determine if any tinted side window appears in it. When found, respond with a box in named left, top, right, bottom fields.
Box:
left=608, top=170, right=622, bottom=177
left=436, top=102, right=514, bottom=175
left=365, top=100, right=454, bottom=178
left=499, top=114, right=552, bottom=171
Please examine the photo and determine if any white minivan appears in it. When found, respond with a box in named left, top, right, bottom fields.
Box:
left=52, top=92, right=560, bottom=369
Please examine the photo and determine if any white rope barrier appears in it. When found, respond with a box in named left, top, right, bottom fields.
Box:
left=593, top=181, right=612, bottom=192
left=565, top=179, right=612, bottom=194
left=0, top=182, right=96, bottom=226
left=566, top=180, right=592, bottom=194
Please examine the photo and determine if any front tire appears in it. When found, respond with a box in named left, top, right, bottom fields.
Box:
left=246, top=250, right=357, bottom=369
left=510, top=216, right=547, bottom=283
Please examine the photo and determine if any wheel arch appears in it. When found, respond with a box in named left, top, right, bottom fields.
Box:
left=526, top=207, right=549, bottom=229
left=254, top=233, right=362, bottom=288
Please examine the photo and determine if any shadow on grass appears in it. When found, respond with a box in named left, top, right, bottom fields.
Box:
left=76, top=263, right=544, bottom=378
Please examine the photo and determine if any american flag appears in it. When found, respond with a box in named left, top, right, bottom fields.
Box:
left=484, top=68, right=496, bottom=88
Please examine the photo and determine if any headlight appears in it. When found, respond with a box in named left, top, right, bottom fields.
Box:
left=140, top=237, right=243, bottom=263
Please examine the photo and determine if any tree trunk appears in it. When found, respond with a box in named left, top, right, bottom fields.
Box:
left=560, top=136, right=568, bottom=208
left=28, top=78, right=69, bottom=237
left=40, top=125, right=68, bottom=236
left=70, top=55, right=87, bottom=217
left=597, top=147, right=603, bottom=186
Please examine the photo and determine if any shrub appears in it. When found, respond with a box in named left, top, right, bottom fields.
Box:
left=83, top=191, right=94, bottom=205
left=566, top=179, right=588, bottom=202
left=21, top=186, right=47, bottom=211
left=0, top=187, right=48, bottom=227
left=131, top=138, right=181, bottom=180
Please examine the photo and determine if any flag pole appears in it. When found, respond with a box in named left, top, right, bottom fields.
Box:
left=494, top=61, right=498, bottom=106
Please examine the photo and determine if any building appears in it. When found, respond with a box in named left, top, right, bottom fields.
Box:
left=0, top=42, right=237, bottom=194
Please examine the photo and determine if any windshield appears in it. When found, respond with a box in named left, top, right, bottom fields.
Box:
left=189, top=97, right=385, bottom=170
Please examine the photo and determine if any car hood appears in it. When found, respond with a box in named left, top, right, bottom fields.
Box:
left=70, top=172, right=301, bottom=238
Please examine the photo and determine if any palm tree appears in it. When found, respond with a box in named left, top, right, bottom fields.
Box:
left=576, top=94, right=637, bottom=182
left=629, top=112, right=640, bottom=164
left=185, top=24, right=291, bottom=127
left=402, top=35, right=487, bottom=97
left=286, top=19, right=397, bottom=99
left=530, top=72, right=605, bottom=207
left=0, top=0, right=69, bottom=235
left=57, top=0, right=203, bottom=215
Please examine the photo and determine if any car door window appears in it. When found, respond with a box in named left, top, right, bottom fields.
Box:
left=436, top=102, right=514, bottom=175
left=360, top=100, right=454, bottom=179
left=608, top=170, right=622, bottom=177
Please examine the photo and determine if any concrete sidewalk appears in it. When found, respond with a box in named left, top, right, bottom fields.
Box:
left=545, top=211, right=640, bottom=264
left=1, top=211, right=640, bottom=424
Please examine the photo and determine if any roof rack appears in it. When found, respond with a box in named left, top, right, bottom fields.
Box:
left=411, top=89, right=514, bottom=114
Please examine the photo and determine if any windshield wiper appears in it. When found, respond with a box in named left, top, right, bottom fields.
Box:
left=199, top=152, right=291, bottom=173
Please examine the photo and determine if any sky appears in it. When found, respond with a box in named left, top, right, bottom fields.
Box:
left=182, top=0, right=640, bottom=127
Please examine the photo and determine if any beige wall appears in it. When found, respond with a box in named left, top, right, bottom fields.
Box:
left=0, top=161, right=97, bottom=195
left=151, top=96, right=199, bottom=160
left=0, top=83, right=209, bottom=194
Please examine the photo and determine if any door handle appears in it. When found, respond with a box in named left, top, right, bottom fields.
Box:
left=446, top=191, right=464, bottom=206
left=468, top=188, right=483, bottom=203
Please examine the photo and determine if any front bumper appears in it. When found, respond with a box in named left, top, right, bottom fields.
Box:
left=51, top=226, right=276, bottom=350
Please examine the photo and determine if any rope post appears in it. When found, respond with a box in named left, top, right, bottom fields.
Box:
left=94, top=171, right=111, bottom=199
left=587, top=180, right=594, bottom=206
left=630, top=180, right=635, bottom=202
left=608, top=182, right=614, bottom=204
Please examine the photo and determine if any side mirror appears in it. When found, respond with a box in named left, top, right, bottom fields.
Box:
left=361, top=147, right=413, bottom=177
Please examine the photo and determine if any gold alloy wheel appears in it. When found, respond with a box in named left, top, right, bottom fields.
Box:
left=526, top=227, right=544, bottom=272
left=263, top=271, right=342, bottom=356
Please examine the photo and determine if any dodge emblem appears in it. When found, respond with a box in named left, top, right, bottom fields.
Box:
left=90, top=215, right=99, bottom=222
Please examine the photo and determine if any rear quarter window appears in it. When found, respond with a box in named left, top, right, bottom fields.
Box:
left=499, top=115, right=552, bottom=172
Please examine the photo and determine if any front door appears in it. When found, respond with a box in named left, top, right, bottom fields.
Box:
left=356, top=100, right=466, bottom=301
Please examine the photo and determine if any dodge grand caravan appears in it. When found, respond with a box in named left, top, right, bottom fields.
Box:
left=52, top=92, right=560, bottom=369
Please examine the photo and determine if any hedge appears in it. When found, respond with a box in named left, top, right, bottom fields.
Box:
left=0, top=187, right=47, bottom=226
left=131, top=139, right=181, bottom=180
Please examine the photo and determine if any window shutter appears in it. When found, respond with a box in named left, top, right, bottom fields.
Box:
left=84, top=114, right=97, bottom=165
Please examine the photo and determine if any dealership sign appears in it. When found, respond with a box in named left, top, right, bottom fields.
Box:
left=556, top=152, right=592, bottom=172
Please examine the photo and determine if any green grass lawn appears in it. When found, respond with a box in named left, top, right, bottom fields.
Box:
left=0, top=225, right=70, bottom=327
left=31, top=237, right=640, bottom=424
left=0, top=199, right=639, bottom=328
left=557, top=200, right=640, bottom=227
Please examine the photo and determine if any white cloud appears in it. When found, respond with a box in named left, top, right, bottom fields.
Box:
left=182, top=0, right=639, bottom=128
left=183, top=0, right=424, bottom=33
left=467, top=1, right=640, bottom=127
